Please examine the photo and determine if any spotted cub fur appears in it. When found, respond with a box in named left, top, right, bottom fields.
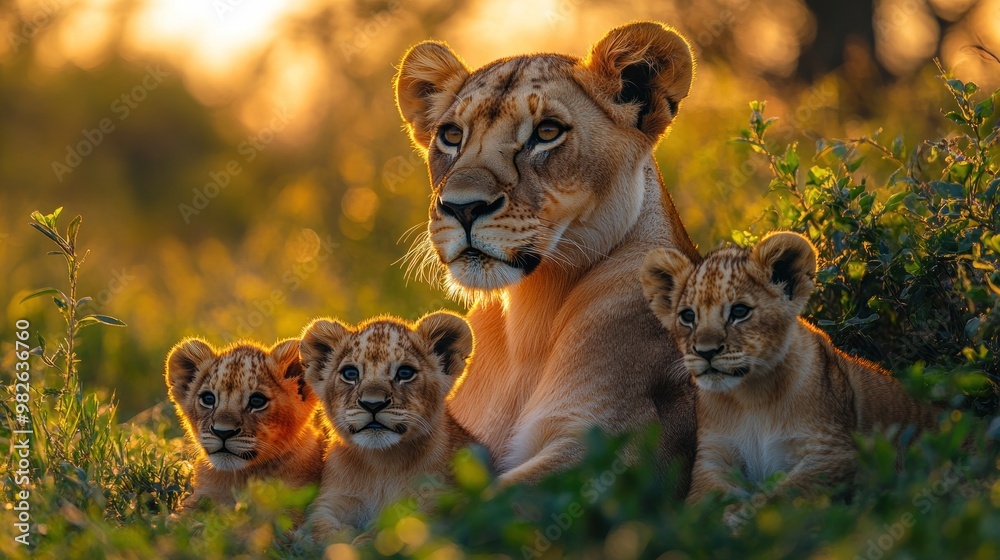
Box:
left=298, top=312, right=475, bottom=542
left=641, top=232, right=939, bottom=522
left=165, top=338, right=325, bottom=508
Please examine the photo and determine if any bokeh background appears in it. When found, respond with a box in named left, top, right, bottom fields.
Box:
left=1, top=0, right=998, bottom=417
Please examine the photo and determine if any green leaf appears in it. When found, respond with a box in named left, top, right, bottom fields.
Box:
left=964, top=82, right=979, bottom=95
left=844, top=313, right=879, bottom=326
left=949, top=161, right=973, bottom=185
left=891, top=135, right=905, bottom=160
left=974, top=96, right=994, bottom=119
left=984, top=178, right=1000, bottom=203
left=807, top=166, right=832, bottom=185
left=77, top=314, right=127, bottom=328
left=846, top=156, right=866, bottom=173
left=859, top=192, right=875, bottom=216
left=931, top=181, right=965, bottom=199
left=944, top=111, right=966, bottom=125
left=21, top=287, right=62, bottom=304
left=946, top=79, right=965, bottom=93
left=883, top=192, right=907, bottom=213
left=53, top=297, right=67, bottom=310
left=783, top=146, right=799, bottom=176
left=67, top=215, right=82, bottom=249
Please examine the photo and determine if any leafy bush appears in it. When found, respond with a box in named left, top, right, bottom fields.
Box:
left=732, top=65, right=999, bottom=415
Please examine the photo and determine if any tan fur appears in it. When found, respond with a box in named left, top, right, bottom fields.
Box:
left=165, top=338, right=325, bottom=508
left=394, top=21, right=699, bottom=489
left=299, top=312, right=474, bottom=541
left=641, top=232, right=939, bottom=518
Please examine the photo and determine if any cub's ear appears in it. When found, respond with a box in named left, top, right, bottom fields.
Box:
left=299, top=319, right=351, bottom=393
left=416, top=311, right=473, bottom=378
left=751, top=232, right=817, bottom=309
left=270, top=338, right=314, bottom=403
left=395, top=41, right=470, bottom=149
left=640, top=248, right=694, bottom=322
left=582, top=21, right=694, bottom=140
left=165, top=338, right=216, bottom=404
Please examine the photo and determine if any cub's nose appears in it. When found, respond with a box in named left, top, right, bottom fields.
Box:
left=358, top=398, right=391, bottom=415
left=437, top=196, right=505, bottom=232
left=694, top=346, right=724, bottom=362
left=211, top=426, right=241, bottom=441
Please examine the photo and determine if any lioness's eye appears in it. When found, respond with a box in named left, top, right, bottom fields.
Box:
left=341, top=366, right=360, bottom=383
left=439, top=124, right=463, bottom=147
left=730, top=304, right=752, bottom=321
left=396, top=366, right=416, bottom=382
left=248, top=393, right=268, bottom=410
left=679, top=309, right=696, bottom=325
left=534, top=119, right=565, bottom=142
left=199, top=392, right=216, bottom=408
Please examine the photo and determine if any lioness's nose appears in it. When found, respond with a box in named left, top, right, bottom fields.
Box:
left=437, top=196, right=505, bottom=232
left=211, top=426, right=241, bottom=441
left=358, top=398, right=391, bottom=415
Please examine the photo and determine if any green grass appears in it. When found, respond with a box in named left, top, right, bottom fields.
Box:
left=1, top=71, right=998, bottom=560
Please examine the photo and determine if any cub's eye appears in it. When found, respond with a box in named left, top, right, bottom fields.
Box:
left=730, top=304, right=752, bottom=321
left=439, top=124, right=463, bottom=147
left=341, top=366, right=360, bottom=383
left=534, top=119, right=566, bottom=143
left=248, top=393, right=268, bottom=411
left=199, top=392, right=216, bottom=408
left=679, top=309, right=696, bottom=325
left=395, top=366, right=416, bottom=382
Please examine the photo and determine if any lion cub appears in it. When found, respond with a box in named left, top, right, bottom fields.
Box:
left=298, top=312, right=475, bottom=542
left=640, top=232, right=938, bottom=513
left=165, top=338, right=325, bottom=508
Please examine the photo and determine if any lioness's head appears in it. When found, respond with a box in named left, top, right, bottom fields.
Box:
left=299, top=312, right=472, bottom=450
left=395, top=21, right=694, bottom=297
left=165, top=338, right=317, bottom=471
left=640, top=232, right=817, bottom=392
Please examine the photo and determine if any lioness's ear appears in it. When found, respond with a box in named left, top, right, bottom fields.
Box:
left=416, top=311, right=473, bottom=378
left=640, top=248, right=693, bottom=321
left=165, top=338, right=216, bottom=404
left=270, top=338, right=314, bottom=403
left=299, top=319, right=350, bottom=393
left=751, top=232, right=817, bottom=310
left=395, top=41, right=470, bottom=149
left=583, top=21, right=694, bottom=139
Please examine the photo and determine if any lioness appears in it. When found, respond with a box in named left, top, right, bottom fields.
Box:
left=165, top=338, right=325, bottom=508
left=298, top=312, right=474, bottom=541
left=394, top=21, right=699, bottom=488
left=640, top=232, right=940, bottom=522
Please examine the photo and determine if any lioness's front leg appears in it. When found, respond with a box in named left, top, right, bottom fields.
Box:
left=497, top=413, right=588, bottom=487
left=498, top=295, right=694, bottom=488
